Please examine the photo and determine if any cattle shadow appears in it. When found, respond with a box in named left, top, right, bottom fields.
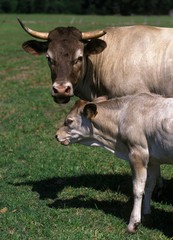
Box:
left=13, top=173, right=173, bottom=238
left=14, top=173, right=132, bottom=200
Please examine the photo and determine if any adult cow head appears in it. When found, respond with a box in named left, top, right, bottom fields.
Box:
left=18, top=19, right=107, bottom=103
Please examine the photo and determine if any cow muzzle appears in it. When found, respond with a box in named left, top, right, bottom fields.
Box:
left=52, top=82, right=73, bottom=104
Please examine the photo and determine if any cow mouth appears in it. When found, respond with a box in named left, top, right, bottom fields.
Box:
left=53, top=96, right=71, bottom=104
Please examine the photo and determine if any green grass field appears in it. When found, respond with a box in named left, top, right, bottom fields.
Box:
left=1, top=14, right=173, bottom=239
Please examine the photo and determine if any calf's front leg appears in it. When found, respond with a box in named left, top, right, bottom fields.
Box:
left=142, top=162, right=161, bottom=217
left=127, top=148, right=148, bottom=233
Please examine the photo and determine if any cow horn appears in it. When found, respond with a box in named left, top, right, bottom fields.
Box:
left=82, top=30, right=106, bottom=40
left=17, top=18, right=49, bottom=40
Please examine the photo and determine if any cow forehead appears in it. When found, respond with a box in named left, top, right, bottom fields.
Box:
left=48, top=27, right=83, bottom=48
left=47, top=36, right=84, bottom=58
left=47, top=46, right=84, bottom=62
left=49, top=27, right=82, bottom=40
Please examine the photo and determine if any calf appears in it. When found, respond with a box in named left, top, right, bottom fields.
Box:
left=56, top=93, right=173, bottom=233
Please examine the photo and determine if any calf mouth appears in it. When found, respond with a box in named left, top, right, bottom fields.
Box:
left=60, top=139, right=70, bottom=146
left=56, top=134, right=70, bottom=146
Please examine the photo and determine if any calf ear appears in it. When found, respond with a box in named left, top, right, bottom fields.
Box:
left=22, top=40, right=48, bottom=56
left=83, top=103, right=98, bottom=119
left=85, top=39, right=107, bottom=55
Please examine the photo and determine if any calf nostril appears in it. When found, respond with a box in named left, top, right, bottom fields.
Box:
left=55, top=134, right=58, bottom=139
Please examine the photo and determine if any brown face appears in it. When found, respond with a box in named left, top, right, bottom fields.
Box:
left=20, top=22, right=107, bottom=104
left=47, top=28, right=85, bottom=103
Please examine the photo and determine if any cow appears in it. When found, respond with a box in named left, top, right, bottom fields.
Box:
left=55, top=93, right=173, bottom=233
left=18, top=19, right=173, bottom=104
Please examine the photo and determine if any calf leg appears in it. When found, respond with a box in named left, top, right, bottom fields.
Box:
left=127, top=148, right=148, bottom=233
left=142, top=162, right=160, bottom=217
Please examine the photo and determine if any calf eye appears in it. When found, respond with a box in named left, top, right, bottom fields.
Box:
left=65, top=118, right=73, bottom=126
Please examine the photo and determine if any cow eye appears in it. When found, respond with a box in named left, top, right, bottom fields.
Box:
left=73, top=56, right=83, bottom=65
left=46, top=55, right=51, bottom=63
left=64, top=118, right=73, bottom=126
left=46, top=55, right=55, bottom=65
left=78, top=56, right=83, bottom=62
left=46, top=54, right=50, bottom=60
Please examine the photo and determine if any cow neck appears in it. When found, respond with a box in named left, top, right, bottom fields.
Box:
left=74, top=56, right=94, bottom=101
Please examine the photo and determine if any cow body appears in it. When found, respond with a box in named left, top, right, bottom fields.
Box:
left=83, top=26, right=173, bottom=100
left=75, top=26, right=173, bottom=101
left=56, top=93, right=173, bottom=232
left=19, top=22, right=173, bottom=103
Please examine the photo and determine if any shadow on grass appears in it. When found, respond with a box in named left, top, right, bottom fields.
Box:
left=13, top=173, right=173, bottom=238
left=14, top=173, right=132, bottom=200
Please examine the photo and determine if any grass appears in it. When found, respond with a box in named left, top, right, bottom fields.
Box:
left=0, top=14, right=173, bottom=239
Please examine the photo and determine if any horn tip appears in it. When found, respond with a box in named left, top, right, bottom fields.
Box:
left=17, top=18, right=24, bottom=28
left=17, top=18, right=21, bottom=23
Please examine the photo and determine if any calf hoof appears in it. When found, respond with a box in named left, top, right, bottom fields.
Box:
left=126, top=222, right=140, bottom=233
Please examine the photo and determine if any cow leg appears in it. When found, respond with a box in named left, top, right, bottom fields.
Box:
left=142, top=162, right=160, bottom=219
left=127, top=148, right=148, bottom=233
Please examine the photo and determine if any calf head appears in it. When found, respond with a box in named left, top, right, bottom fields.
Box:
left=18, top=19, right=106, bottom=103
left=56, top=99, right=98, bottom=145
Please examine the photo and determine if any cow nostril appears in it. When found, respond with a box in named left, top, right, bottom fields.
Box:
left=65, top=86, right=71, bottom=94
left=53, top=87, right=58, bottom=94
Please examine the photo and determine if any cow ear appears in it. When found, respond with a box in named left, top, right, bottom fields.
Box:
left=85, top=39, right=107, bottom=55
left=83, top=103, right=98, bottom=119
left=22, top=40, right=48, bottom=56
